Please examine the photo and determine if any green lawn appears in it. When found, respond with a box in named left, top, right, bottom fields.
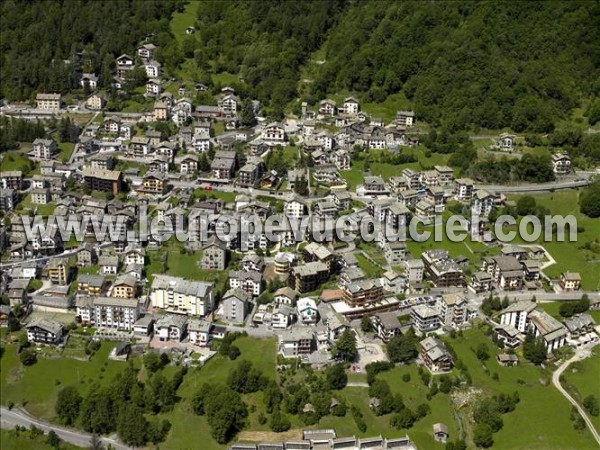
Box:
left=158, top=336, right=277, bottom=450
left=340, top=168, right=364, bottom=190
left=1, top=429, right=81, bottom=450
left=445, top=327, right=598, bottom=449
left=508, top=190, right=600, bottom=290
left=58, top=141, right=75, bottom=163
left=170, top=1, right=199, bottom=44
left=537, top=301, right=600, bottom=323
left=560, top=348, right=600, bottom=432
left=15, top=194, right=56, bottom=216
left=1, top=150, right=35, bottom=174
left=355, top=252, right=384, bottom=277
left=1, top=341, right=131, bottom=421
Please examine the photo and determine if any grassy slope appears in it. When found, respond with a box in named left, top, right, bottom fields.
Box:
left=1, top=429, right=81, bottom=450
left=508, top=190, right=600, bottom=290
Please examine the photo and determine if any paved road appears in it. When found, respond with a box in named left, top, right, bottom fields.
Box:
left=0, top=406, right=131, bottom=449
left=552, top=346, right=600, bottom=447
left=476, top=178, right=593, bottom=194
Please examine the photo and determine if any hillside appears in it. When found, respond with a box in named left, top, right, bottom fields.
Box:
left=1, top=1, right=599, bottom=131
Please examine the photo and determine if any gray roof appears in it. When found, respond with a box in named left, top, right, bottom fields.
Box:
left=151, top=275, right=213, bottom=297
left=26, top=318, right=63, bottom=335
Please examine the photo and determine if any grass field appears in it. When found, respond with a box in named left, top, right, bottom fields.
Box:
left=1, top=429, right=80, bottom=450
left=560, top=347, right=600, bottom=431
left=0, top=341, right=130, bottom=421
left=355, top=252, right=384, bottom=277
left=508, top=190, right=600, bottom=290
left=57, top=141, right=74, bottom=163
left=170, top=1, right=199, bottom=44
left=1, top=150, right=35, bottom=174
left=537, top=301, right=600, bottom=323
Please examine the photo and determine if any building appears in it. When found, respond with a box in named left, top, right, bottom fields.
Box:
left=221, top=288, right=251, bottom=323
left=564, top=314, right=596, bottom=341
left=99, top=255, right=119, bottom=275
left=436, top=293, right=467, bottom=327
left=0, top=189, right=17, bottom=212
left=297, top=297, right=319, bottom=324
left=528, top=309, right=568, bottom=352
left=112, top=274, right=137, bottom=299
left=188, top=319, right=212, bottom=346
left=560, top=272, right=581, bottom=291
left=154, top=314, right=188, bottom=341
left=433, top=423, right=449, bottom=444
left=371, top=312, right=403, bottom=343
left=140, top=172, right=168, bottom=194
left=495, top=324, right=525, bottom=349
left=552, top=153, right=572, bottom=175
left=420, top=336, right=453, bottom=372
left=422, top=250, right=465, bottom=288
left=26, top=318, right=63, bottom=344
left=342, top=279, right=383, bottom=308
left=279, top=328, right=315, bottom=357
left=290, top=262, right=330, bottom=293
left=273, top=287, right=298, bottom=306
left=199, top=237, right=227, bottom=270
left=454, top=178, right=475, bottom=200
left=403, top=259, right=424, bottom=284
left=36, top=93, right=61, bottom=110
left=76, top=296, right=139, bottom=331
left=82, top=167, right=122, bottom=195
left=0, top=170, right=23, bottom=190
left=496, top=133, right=516, bottom=151
left=229, top=270, right=262, bottom=297
left=499, top=300, right=537, bottom=333
left=150, top=275, right=214, bottom=316
left=481, top=256, right=523, bottom=291
left=47, top=258, right=69, bottom=285
left=33, top=138, right=58, bottom=160
left=86, top=94, right=105, bottom=110
left=395, top=110, right=415, bottom=128
left=411, top=305, right=441, bottom=335
left=77, top=274, right=107, bottom=296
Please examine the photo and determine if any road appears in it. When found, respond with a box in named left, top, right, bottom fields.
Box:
left=475, top=177, right=594, bottom=194
left=551, top=345, right=600, bottom=447
left=0, top=406, right=131, bottom=449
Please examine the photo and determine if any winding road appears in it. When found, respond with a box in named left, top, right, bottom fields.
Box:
left=551, top=345, right=600, bottom=447
left=0, top=406, right=131, bottom=449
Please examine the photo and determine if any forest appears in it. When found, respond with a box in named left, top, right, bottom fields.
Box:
left=1, top=1, right=599, bottom=131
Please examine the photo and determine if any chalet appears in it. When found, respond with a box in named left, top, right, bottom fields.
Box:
left=560, top=272, right=581, bottom=291
left=454, top=178, right=475, bottom=200
left=229, top=270, right=262, bottom=297
left=112, top=274, right=137, bottom=299
left=273, top=287, right=298, bottom=306
left=221, top=288, right=252, bottom=323
left=33, top=138, right=58, bottom=160
left=319, top=99, right=336, bottom=116
left=411, top=305, right=441, bottom=335
left=188, top=319, right=212, bottom=346
left=279, top=328, right=315, bottom=357
left=137, top=43, right=157, bottom=60
left=395, top=110, right=415, bottom=128
left=342, top=97, right=359, bottom=115
left=261, top=122, right=286, bottom=143
left=1, top=170, right=23, bottom=190
left=26, top=318, right=63, bottom=344
left=371, top=312, right=403, bottom=342
left=422, top=250, right=465, bottom=288
left=564, top=314, right=596, bottom=340
left=80, top=73, right=98, bottom=90
left=175, top=154, right=199, bottom=174
left=77, top=274, right=107, bottom=296
left=154, top=314, right=187, bottom=342
left=552, top=153, right=571, bottom=174
left=496, top=133, right=516, bottom=151
left=481, top=256, right=524, bottom=291
left=99, top=255, right=119, bottom=275
left=86, top=93, right=105, bottom=110
left=140, top=172, right=168, bottom=194
left=420, top=336, right=453, bottom=372
left=146, top=79, right=162, bottom=97
left=528, top=309, right=568, bottom=352
left=36, top=93, right=61, bottom=110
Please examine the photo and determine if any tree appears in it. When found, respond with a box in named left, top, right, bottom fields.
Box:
left=117, top=403, right=149, bottom=447
left=56, top=386, right=82, bottom=425
left=583, top=395, right=599, bottom=416
left=473, top=423, right=494, bottom=448
left=228, top=345, right=241, bottom=360
left=270, top=406, right=291, bottom=432
left=386, top=332, right=418, bottom=363
left=475, top=343, right=490, bottom=361
left=516, top=196, right=537, bottom=216
left=580, top=181, right=600, bottom=218
left=143, top=351, right=165, bottom=373
left=240, top=98, right=256, bottom=127
left=294, top=176, right=309, bottom=196
left=390, top=407, right=416, bottom=429
left=523, top=332, right=547, bottom=365
left=20, top=349, right=37, bottom=366
left=263, top=381, right=283, bottom=413
left=473, top=398, right=503, bottom=433
left=46, top=430, right=60, bottom=447
left=361, top=316, right=373, bottom=332
left=331, top=329, right=358, bottom=362
left=325, top=363, right=348, bottom=390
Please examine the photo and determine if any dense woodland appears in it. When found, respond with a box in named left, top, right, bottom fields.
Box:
left=2, top=1, right=598, bottom=132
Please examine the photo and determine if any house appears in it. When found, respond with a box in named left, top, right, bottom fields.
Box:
left=496, top=353, right=519, bottom=367
left=528, top=309, right=568, bottom=352
left=150, top=275, right=214, bottom=316
left=279, top=328, right=315, bottom=357
left=499, top=300, right=537, bottom=333
left=419, top=336, right=453, bottom=372
left=411, top=304, right=442, bottom=334
left=271, top=304, right=295, bottom=329
left=552, top=153, right=571, bottom=175
left=564, top=314, right=596, bottom=340
left=383, top=241, right=407, bottom=266
left=188, top=319, right=212, bottom=346
left=363, top=176, right=388, bottom=195
left=481, top=256, right=523, bottom=291
left=454, top=178, right=475, bottom=200
left=0, top=189, right=17, bottom=212
left=560, top=272, right=581, bottom=291
left=80, top=73, right=98, bottom=90
left=343, top=97, right=359, bottom=115
left=0, top=170, right=23, bottom=190
left=199, top=237, right=228, bottom=271
left=241, top=254, right=264, bottom=273
left=319, top=99, right=336, bottom=116
left=99, top=255, right=119, bottom=275
left=26, top=318, right=63, bottom=344
left=371, top=312, right=403, bottom=343
left=116, top=54, right=134, bottom=67
left=222, top=288, right=252, bottom=323
left=133, top=315, right=155, bottom=337
left=47, top=258, right=69, bottom=285
left=77, top=274, right=107, bottom=296
left=123, top=246, right=145, bottom=265
left=77, top=296, right=139, bottom=330
left=261, top=122, right=286, bottom=143
left=219, top=93, right=239, bottom=115
left=496, top=133, right=516, bottom=151
left=146, top=79, right=162, bottom=97
left=403, top=259, right=424, bottom=284
left=470, top=271, right=494, bottom=293
left=137, top=43, right=157, bottom=59
left=395, top=110, right=415, bottom=128
left=495, top=324, right=525, bottom=349
left=112, top=274, right=137, bottom=299
left=433, top=423, right=449, bottom=443
left=273, top=287, right=298, bottom=306
left=86, top=93, right=105, bottom=110
left=33, top=138, right=58, bottom=160
left=229, top=270, right=262, bottom=296
left=140, top=172, right=168, bottom=194
left=297, top=297, right=318, bottom=324
left=154, top=314, right=187, bottom=342
left=82, top=167, right=122, bottom=195
left=211, top=156, right=236, bottom=180
left=36, top=93, right=61, bottom=110
left=471, top=190, right=496, bottom=217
